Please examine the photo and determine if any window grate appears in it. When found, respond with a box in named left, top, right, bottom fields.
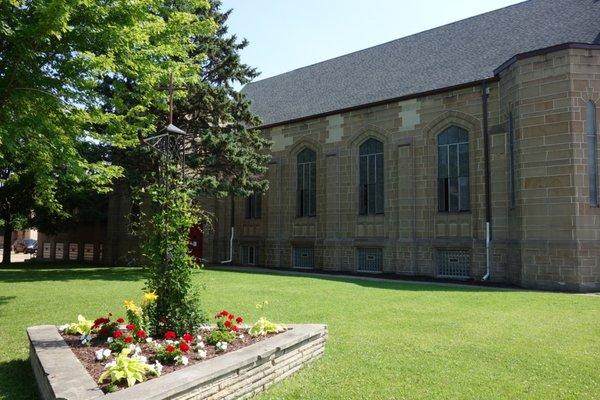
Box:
left=240, top=245, right=256, bottom=265
left=356, top=248, right=383, bottom=273
left=293, top=247, right=314, bottom=269
left=437, top=249, right=470, bottom=279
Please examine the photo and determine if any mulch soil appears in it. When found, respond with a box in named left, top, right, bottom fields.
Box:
left=62, top=330, right=278, bottom=393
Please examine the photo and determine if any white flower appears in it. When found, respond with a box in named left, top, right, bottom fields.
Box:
left=106, top=337, right=114, bottom=343
left=104, top=361, right=116, bottom=369
left=58, top=324, right=69, bottom=332
left=95, top=348, right=112, bottom=361
left=180, top=355, right=189, bottom=366
left=196, top=341, right=205, bottom=349
left=136, top=355, right=148, bottom=364
left=134, top=346, right=142, bottom=355
left=153, top=361, right=163, bottom=375
left=197, top=349, right=207, bottom=359
left=95, top=349, right=105, bottom=361
left=80, top=334, right=92, bottom=345
left=216, top=342, right=228, bottom=352
left=239, top=334, right=245, bottom=341
left=174, top=340, right=180, bottom=346
left=165, top=339, right=174, bottom=345
left=196, top=334, right=203, bottom=342
left=146, top=337, right=153, bottom=343
left=200, top=324, right=211, bottom=332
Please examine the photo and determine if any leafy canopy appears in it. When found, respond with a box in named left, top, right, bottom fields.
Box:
left=0, top=0, right=216, bottom=259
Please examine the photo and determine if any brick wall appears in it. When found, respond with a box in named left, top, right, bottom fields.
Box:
left=205, top=47, right=600, bottom=292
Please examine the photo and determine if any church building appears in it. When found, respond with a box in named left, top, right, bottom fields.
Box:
left=202, top=0, right=600, bottom=292
left=38, top=0, right=600, bottom=292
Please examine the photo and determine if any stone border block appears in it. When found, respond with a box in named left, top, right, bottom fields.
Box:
left=28, top=324, right=327, bottom=400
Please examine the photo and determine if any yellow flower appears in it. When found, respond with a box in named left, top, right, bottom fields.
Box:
left=124, top=300, right=137, bottom=311
left=143, top=292, right=158, bottom=304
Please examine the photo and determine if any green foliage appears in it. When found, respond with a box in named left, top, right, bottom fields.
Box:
left=154, top=345, right=183, bottom=365
left=205, top=329, right=235, bottom=345
left=248, top=317, right=285, bottom=338
left=173, top=0, right=271, bottom=199
left=62, top=315, right=94, bottom=336
left=0, top=0, right=217, bottom=262
left=142, top=182, right=207, bottom=334
left=98, top=348, right=157, bottom=388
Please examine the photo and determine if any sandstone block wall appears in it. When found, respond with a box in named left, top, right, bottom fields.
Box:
left=206, top=46, right=600, bottom=292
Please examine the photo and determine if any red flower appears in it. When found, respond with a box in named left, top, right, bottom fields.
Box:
left=113, top=330, right=123, bottom=339
left=227, top=314, right=235, bottom=320
left=92, top=317, right=110, bottom=329
left=236, top=317, right=243, bottom=324
left=165, top=345, right=176, bottom=353
left=232, top=325, right=239, bottom=333
left=136, top=330, right=146, bottom=339
left=179, top=342, right=190, bottom=352
left=224, top=320, right=232, bottom=328
left=164, top=331, right=177, bottom=340
left=182, top=333, right=193, bottom=342
left=220, top=310, right=229, bottom=317
left=124, top=336, right=133, bottom=344
left=126, top=324, right=135, bottom=331
left=117, top=318, right=125, bottom=324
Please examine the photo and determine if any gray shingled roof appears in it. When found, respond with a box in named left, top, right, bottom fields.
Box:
left=241, top=0, right=600, bottom=127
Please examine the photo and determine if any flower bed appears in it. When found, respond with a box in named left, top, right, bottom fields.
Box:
left=28, top=292, right=327, bottom=399
left=57, top=307, right=286, bottom=394
left=28, top=323, right=327, bottom=400
left=61, top=324, right=279, bottom=393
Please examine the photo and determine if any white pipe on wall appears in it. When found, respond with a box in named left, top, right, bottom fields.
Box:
left=220, top=227, right=234, bottom=264
left=482, top=222, right=491, bottom=281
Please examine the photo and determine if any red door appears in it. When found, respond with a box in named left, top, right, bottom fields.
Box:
left=189, top=225, right=203, bottom=263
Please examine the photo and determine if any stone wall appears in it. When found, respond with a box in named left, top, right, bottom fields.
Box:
left=206, top=46, right=600, bottom=292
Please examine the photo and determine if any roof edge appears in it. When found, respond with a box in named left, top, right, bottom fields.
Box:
left=494, top=42, right=600, bottom=76
left=255, top=77, right=498, bottom=130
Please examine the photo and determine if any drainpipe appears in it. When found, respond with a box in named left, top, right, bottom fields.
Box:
left=220, top=196, right=235, bottom=264
left=482, top=82, right=492, bottom=281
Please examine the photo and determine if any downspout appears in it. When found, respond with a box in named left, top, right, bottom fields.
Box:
left=482, top=82, right=492, bottom=281
left=220, top=196, right=235, bottom=264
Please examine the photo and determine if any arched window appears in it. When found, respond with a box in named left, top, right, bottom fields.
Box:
left=587, top=101, right=598, bottom=207
left=297, top=148, right=316, bottom=217
left=359, top=138, right=384, bottom=215
left=438, top=126, right=470, bottom=212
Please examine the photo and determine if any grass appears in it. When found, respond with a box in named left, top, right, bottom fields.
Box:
left=0, top=266, right=599, bottom=400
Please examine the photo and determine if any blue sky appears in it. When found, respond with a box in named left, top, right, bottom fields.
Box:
left=220, top=0, right=525, bottom=82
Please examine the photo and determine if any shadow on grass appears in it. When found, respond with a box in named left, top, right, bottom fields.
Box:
left=0, top=267, right=145, bottom=283
left=0, top=358, right=38, bottom=400
left=207, top=265, right=523, bottom=293
left=0, top=296, right=15, bottom=307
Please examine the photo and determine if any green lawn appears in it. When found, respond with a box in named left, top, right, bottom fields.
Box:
left=0, top=266, right=599, bottom=400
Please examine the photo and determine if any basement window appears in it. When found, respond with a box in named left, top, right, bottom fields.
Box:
left=356, top=248, right=383, bottom=273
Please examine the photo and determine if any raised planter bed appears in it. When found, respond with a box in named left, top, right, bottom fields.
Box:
left=28, top=324, right=327, bottom=400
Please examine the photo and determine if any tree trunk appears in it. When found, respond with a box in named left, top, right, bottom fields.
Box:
left=2, top=219, right=12, bottom=265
